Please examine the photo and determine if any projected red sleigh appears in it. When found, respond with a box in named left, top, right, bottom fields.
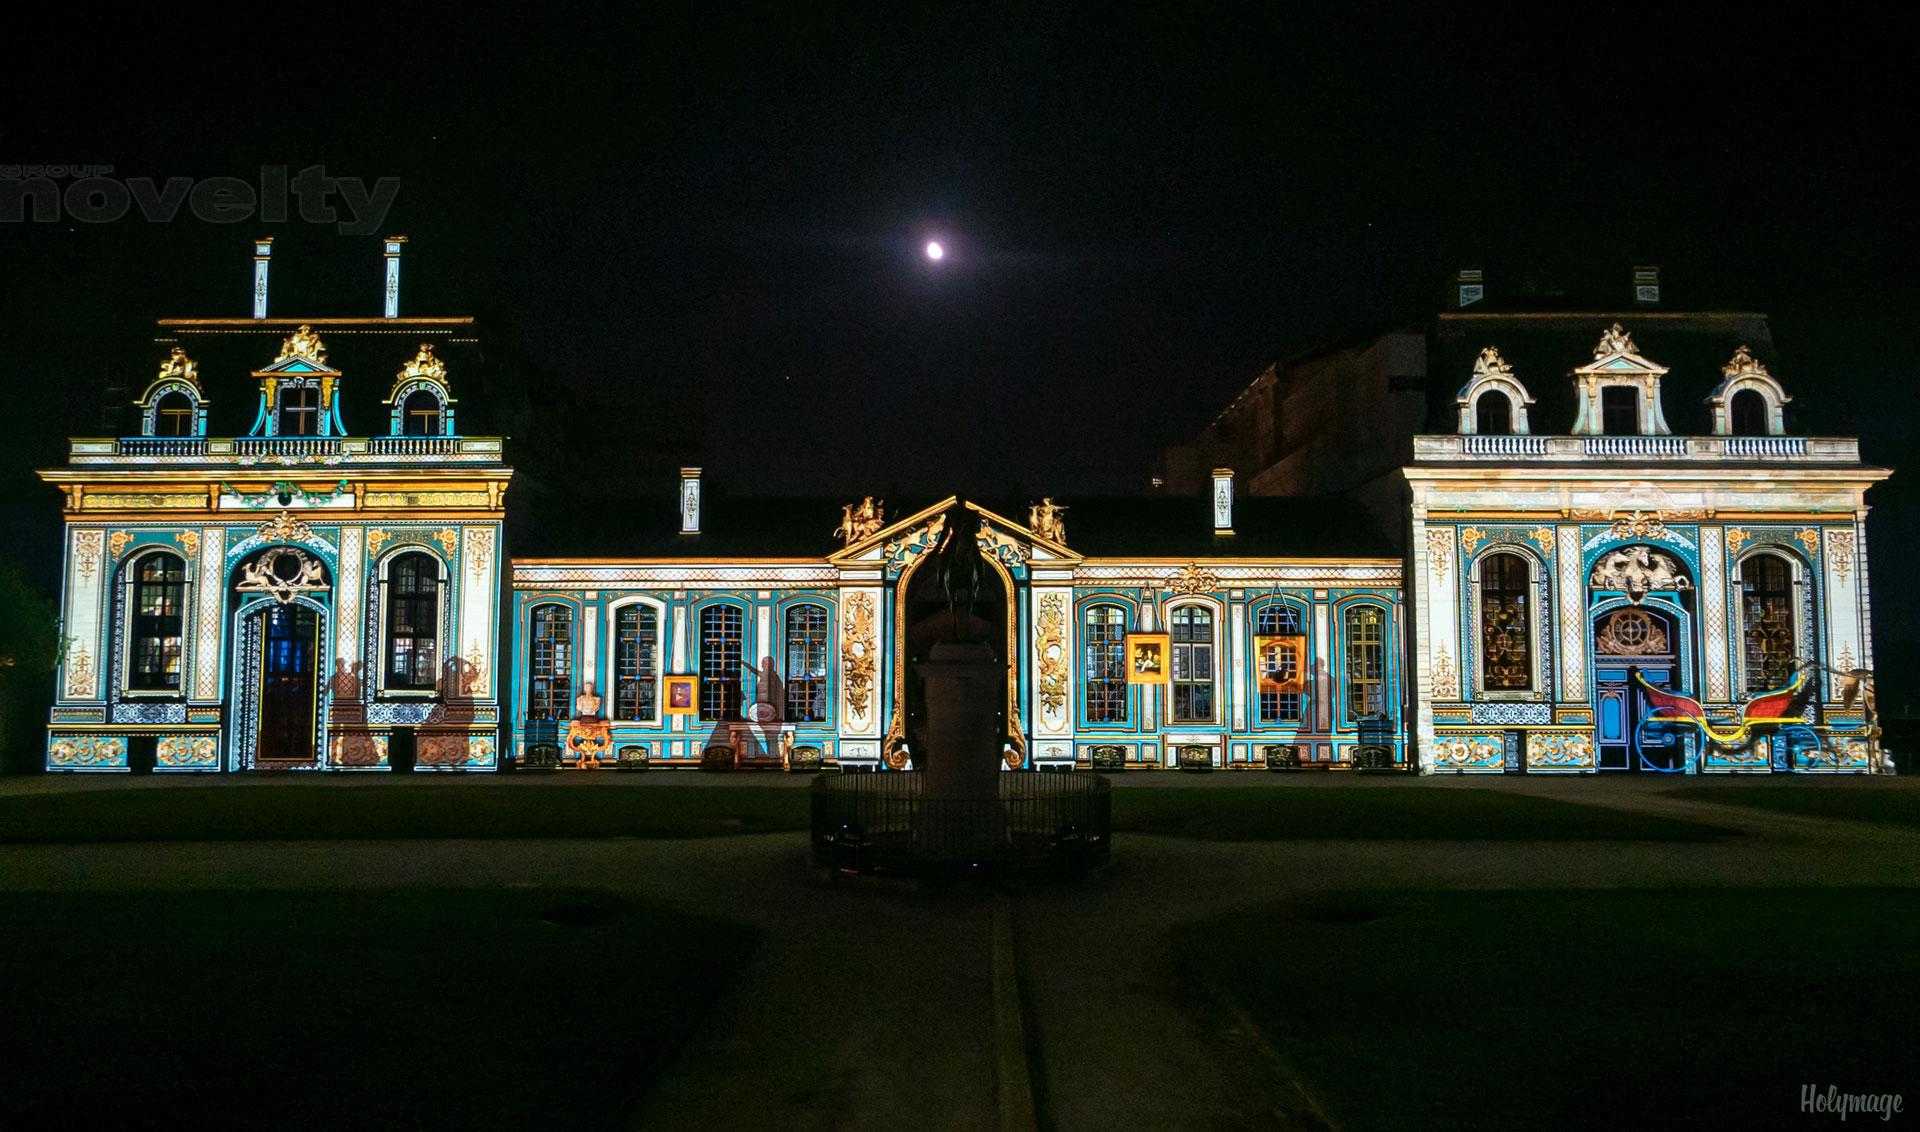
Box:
left=1630, top=669, right=1822, bottom=771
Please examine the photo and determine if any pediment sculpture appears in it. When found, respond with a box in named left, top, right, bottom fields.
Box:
left=1589, top=545, right=1691, bottom=603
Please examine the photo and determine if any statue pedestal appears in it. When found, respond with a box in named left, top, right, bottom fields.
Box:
left=919, top=639, right=1004, bottom=860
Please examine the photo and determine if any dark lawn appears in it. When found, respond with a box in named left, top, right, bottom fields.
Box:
left=1666, top=783, right=1920, bottom=828
left=0, top=780, right=1729, bottom=842
left=0, top=888, right=756, bottom=1130
left=0, top=782, right=810, bottom=842
left=1179, top=889, right=1919, bottom=1131
left=1112, top=785, right=1726, bottom=841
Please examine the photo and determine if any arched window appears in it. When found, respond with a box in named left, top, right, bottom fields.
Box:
left=527, top=605, right=573, bottom=721
left=129, top=553, right=185, bottom=691
left=1742, top=554, right=1796, bottom=693
left=1480, top=553, right=1532, bottom=691
left=1601, top=387, right=1639, bottom=435
left=1475, top=392, right=1512, bottom=436
left=784, top=603, right=829, bottom=722
left=1083, top=604, right=1128, bottom=724
left=1255, top=603, right=1305, bottom=723
left=1730, top=389, right=1769, bottom=437
left=699, top=604, right=744, bottom=721
left=278, top=383, right=321, bottom=436
left=384, top=553, right=441, bottom=691
left=401, top=389, right=445, bottom=436
left=1345, top=605, right=1387, bottom=720
left=1170, top=605, right=1215, bottom=722
left=153, top=391, right=196, bottom=437
left=613, top=604, right=659, bottom=720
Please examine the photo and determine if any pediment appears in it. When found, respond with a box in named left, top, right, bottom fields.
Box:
left=1573, top=350, right=1668, bottom=377
left=826, top=495, right=1081, bottom=567
left=252, top=356, right=340, bottom=377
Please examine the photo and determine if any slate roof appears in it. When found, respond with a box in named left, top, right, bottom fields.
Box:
left=509, top=487, right=1396, bottom=561
left=106, top=318, right=503, bottom=438
left=1424, top=310, right=1782, bottom=436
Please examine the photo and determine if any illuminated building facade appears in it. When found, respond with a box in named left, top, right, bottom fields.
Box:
left=39, top=243, right=510, bottom=771
left=41, top=256, right=1887, bottom=773
left=508, top=490, right=1405, bottom=770
left=1167, top=268, right=1892, bottom=773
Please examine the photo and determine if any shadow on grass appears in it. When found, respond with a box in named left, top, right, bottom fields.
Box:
left=1113, top=786, right=1727, bottom=840
left=1177, top=888, right=1920, bottom=1131
left=0, top=783, right=810, bottom=842
left=0, top=887, right=757, bottom=1129
left=1665, top=783, right=1920, bottom=828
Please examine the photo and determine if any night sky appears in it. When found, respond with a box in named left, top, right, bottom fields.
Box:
left=4, top=7, right=1915, bottom=679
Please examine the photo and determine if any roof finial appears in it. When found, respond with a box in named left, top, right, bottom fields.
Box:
left=1593, top=323, right=1635, bottom=359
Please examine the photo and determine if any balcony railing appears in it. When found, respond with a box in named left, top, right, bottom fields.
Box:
left=1413, top=433, right=1861, bottom=464
left=1722, top=436, right=1808, bottom=458
left=1582, top=436, right=1690, bottom=458
left=234, top=436, right=343, bottom=459
left=116, top=437, right=207, bottom=457
left=366, top=435, right=464, bottom=457
left=1462, top=435, right=1549, bottom=456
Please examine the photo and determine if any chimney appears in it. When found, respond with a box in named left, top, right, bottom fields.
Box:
left=1633, top=265, right=1660, bottom=306
left=383, top=235, right=407, bottom=318
left=252, top=237, right=273, bottom=318
left=679, top=467, right=702, bottom=535
left=1211, top=468, right=1235, bottom=534
left=1454, top=266, right=1484, bottom=309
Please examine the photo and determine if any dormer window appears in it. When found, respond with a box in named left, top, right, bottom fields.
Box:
left=1475, top=393, right=1512, bottom=435
left=1570, top=324, right=1671, bottom=436
left=136, top=346, right=206, bottom=439
left=1455, top=346, right=1534, bottom=435
left=386, top=343, right=456, bottom=437
left=153, top=392, right=196, bottom=437
left=1601, top=388, right=1638, bottom=435
left=279, top=384, right=321, bottom=436
left=1707, top=346, right=1790, bottom=437
left=401, top=389, right=445, bottom=435
left=1730, top=390, right=1768, bottom=436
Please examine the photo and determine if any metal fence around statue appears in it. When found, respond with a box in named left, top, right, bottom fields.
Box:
left=810, top=771, right=1111, bottom=875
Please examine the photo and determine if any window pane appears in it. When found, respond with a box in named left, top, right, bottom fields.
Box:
left=1346, top=606, right=1386, bottom=719
left=1742, top=555, right=1795, bottom=693
left=615, top=605, right=659, bottom=720
left=783, top=604, right=829, bottom=722
left=385, top=555, right=440, bottom=691
left=1171, top=606, right=1213, bottom=722
left=1256, top=604, right=1305, bottom=724
left=700, top=605, right=744, bottom=721
left=1480, top=554, right=1532, bottom=691
left=528, top=605, right=573, bottom=720
left=1083, top=604, right=1128, bottom=724
left=130, top=554, right=185, bottom=691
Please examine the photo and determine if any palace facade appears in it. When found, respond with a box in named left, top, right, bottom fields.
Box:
left=39, top=251, right=1891, bottom=774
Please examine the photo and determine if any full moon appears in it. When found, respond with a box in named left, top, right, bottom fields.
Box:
left=924, top=240, right=944, bottom=261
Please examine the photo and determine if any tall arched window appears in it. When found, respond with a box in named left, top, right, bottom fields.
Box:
left=1480, top=554, right=1532, bottom=691
left=1255, top=603, right=1305, bottom=723
left=700, top=604, right=744, bottom=721
left=1742, top=554, right=1796, bottom=693
left=385, top=553, right=441, bottom=691
left=129, top=553, right=186, bottom=691
left=784, top=603, right=829, bottom=722
left=1475, top=392, right=1512, bottom=436
left=527, top=604, right=573, bottom=721
left=1730, top=389, right=1769, bottom=437
left=613, top=604, right=659, bottom=720
left=401, top=389, right=445, bottom=436
left=1170, top=605, right=1215, bottom=722
left=1083, top=604, right=1128, bottom=724
left=1345, top=605, right=1387, bottom=719
left=153, top=391, right=196, bottom=437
